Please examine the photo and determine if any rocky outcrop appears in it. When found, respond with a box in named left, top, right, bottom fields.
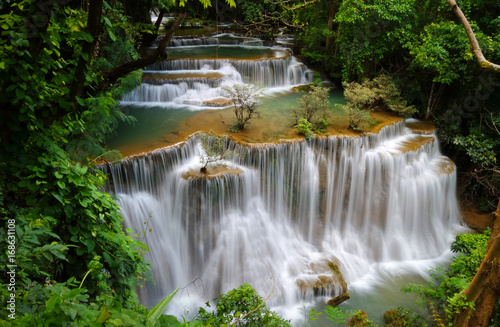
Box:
left=296, top=259, right=348, bottom=297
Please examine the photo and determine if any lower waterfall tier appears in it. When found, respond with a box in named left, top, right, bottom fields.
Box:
left=101, top=120, right=467, bottom=325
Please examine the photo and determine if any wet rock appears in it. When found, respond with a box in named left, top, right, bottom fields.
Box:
left=347, top=310, right=371, bottom=327
left=326, top=292, right=350, bottom=307
left=181, top=165, right=243, bottom=180
left=296, top=259, right=348, bottom=297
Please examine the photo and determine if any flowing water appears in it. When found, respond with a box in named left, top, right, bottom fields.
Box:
left=105, top=34, right=467, bottom=325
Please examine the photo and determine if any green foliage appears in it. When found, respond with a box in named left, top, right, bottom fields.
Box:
left=406, top=21, right=477, bottom=85
left=300, top=307, right=322, bottom=327
left=445, top=293, right=474, bottom=326
left=295, top=118, right=315, bottom=139
left=324, top=306, right=364, bottom=327
left=198, top=284, right=291, bottom=327
left=223, top=83, right=264, bottom=131
left=452, top=132, right=497, bottom=166
left=343, top=75, right=416, bottom=115
left=294, top=85, right=331, bottom=124
left=334, top=0, right=419, bottom=80
left=340, top=74, right=416, bottom=131
left=340, top=105, right=374, bottom=132
left=384, top=307, right=428, bottom=327
left=146, top=287, right=179, bottom=327
left=402, top=230, right=493, bottom=325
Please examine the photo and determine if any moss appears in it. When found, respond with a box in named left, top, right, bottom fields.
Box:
left=384, top=309, right=406, bottom=327
left=348, top=311, right=379, bottom=327
left=328, top=261, right=348, bottom=293
left=384, top=307, right=428, bottom=327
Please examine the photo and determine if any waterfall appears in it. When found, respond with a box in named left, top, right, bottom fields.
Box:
left=102, top=120, right=465, bottom=323
left=120, top=39, right=312, bottom=108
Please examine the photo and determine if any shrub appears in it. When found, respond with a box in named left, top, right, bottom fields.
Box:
left=295, top=118, right=315, bottom=139
left=341, top=104, right=374, bottom=131
left=343, top=75, right=416, bottom=116
left=294, top=85, right=330, bottom=124
left=198, top=284, right=291, bottom=327
left=223, top=83, right=264, bottom=131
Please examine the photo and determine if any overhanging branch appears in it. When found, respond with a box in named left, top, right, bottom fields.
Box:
left=446, top=0, right=500, bottom=73
left=98, top=13, right=187, bottom=88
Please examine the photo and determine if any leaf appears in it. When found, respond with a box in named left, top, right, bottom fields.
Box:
left=107, top=28, right=117, bottom=42
left=81, top=32, right=93, bottom=42
left=60, top=302, right=78, bottom=320
left=104, top=16, right=113, bottom=27
left=46, top=294, right=62, bottom=312
left=95, top=305, right=112, bottom=324
left=76, top=97, right=86, bottom=106
left=146, top=287, right=179, bottom=327
left=52, top=192, right=64, bottom=204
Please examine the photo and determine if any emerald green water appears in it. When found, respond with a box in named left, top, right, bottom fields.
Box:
left=166, top=45, right=289, bottom=60
left=108, top=105, right=198, bottom=150
left=109, top=89, right=346, bottom=153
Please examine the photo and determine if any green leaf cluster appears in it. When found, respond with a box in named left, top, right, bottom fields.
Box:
left=402, top=230, right=493, bottom=325
left=198, top=284, right=291, bottom=327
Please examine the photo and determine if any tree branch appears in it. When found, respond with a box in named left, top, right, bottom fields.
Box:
left=445, top=0, right=500, bottom=73
left=98, top=13, right=186, bottom=89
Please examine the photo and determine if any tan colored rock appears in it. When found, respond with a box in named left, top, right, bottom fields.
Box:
left=296, top=259, right=348, bottom=296
left=181, top=165, right=243, bottom=180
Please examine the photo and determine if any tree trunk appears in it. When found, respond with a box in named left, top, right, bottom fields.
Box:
left=325, top=0, right=336, bottom=52
left=326, top=292, right=350, bottom=307
left=452, top=198, right=500, bottom=327
left=445, top=0, right=500, bottom=73
left=69, top=0, right=103, bottom=101
left=98, top=13, right=187, bottom=89
left=425, top=81, right=435, bottom=120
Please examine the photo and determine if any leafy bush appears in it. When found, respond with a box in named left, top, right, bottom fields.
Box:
left=341, top=104, right=374, bottom=131
left=294, top=85, right=330, bottom=124
left=452, top=132, right=497, bottom=166
left=223, top=83, right=264, bottom=131
left=314, top=118, right=331, bottom=134
left=295, top=118, right=315, bottom=139
left=402, top=230, right=494, bottom=325
left=198, top=284, right=291, bottom=327
left=343, top=75, right=416, bottom=116
left=384, top=307, right=428, bottom=327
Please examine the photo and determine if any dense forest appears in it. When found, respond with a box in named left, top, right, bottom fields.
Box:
left=0, top=0, right=499, bottom=326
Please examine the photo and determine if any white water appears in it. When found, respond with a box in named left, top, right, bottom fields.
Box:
left=121, top=38, right=312, bottom=109
left=102, top=121, right=466, bottom=325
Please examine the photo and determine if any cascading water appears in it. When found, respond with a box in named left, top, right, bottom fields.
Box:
left=121, top=34, right=312, bottom=109
left=102, top=120, right=466, bottom=325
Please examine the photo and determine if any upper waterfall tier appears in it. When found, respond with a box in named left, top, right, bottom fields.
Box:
left=101, top=120, right=465, bottom=314
left=166, top=34, right=266, bottom=47
left=120, top=43, right=312, bottom=107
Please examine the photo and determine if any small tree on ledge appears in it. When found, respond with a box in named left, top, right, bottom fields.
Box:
left=199, top=132, right=234, bottom=174
left=223, top=83, right=264, bottom=132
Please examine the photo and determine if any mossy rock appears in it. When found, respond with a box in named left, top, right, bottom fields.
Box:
left=384, top=309, right=406, bottom=327
left=296, top=259, right=348, bottom=296
left=348, top=311, right=377, bottom=327
left=328, top=261, right=348, bottom=293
